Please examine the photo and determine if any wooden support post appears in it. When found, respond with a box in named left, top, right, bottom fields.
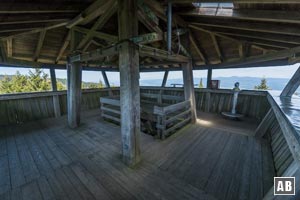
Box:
left=167, top=2, right=172, bottom=53
left=207, top=68, right=212, bottom=88
left=204, top=92, right=211, bottom=113
left=50, top=68, right=61, bottom=118
left=101, top=71, right=110, bottom=88
left=161, top=70, right=169, bottom=87
left=118, top=0, right=141, bottom=166
left=67, top=61, right=82, bottom=128
left=281, top=66, right=300, bottom=97
left=101, top=71, right=113, bottom=96
left=50, top=68, right=57, bottom=91
left=182, top=60, right=197, bottom=123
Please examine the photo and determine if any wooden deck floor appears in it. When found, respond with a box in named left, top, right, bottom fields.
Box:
left=0, top=110, right=275, bottom=200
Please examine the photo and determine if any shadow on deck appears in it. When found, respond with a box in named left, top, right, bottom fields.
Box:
left=0, top=109, right=274, bottom=200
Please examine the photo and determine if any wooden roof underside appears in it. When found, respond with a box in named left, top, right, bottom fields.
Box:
left=0, top=0, right=300, bottom=72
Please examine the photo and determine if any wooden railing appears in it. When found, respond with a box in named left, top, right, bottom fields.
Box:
left=261, top=94, right=300, bottom=198
left=154, top=100, right=191, bottom=139
left=0, top=88, right=119, bottom=126
left=100, top=97, right=121, bottom=124
left=0, top=86, right=269, bottom=126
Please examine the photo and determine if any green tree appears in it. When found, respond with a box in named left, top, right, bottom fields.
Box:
left=27, top=68, right=51, bottom=91
left=57, top=81, right=66, bottom=90
left=0, top=69, right=51, bottom=94
left=198, top=78, right=204, bottom=88
left=254, top=77, right=270, bottom=90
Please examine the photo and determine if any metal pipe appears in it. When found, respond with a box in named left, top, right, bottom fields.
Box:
left=167, top=2, right=172, bottom=53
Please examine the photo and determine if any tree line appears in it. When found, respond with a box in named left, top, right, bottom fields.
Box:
left=0, top=69, right=104, bottom=94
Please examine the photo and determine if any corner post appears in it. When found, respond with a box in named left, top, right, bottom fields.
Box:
left=67, top=61, right=82, bottom=128
left=118, top=0, right=141, bottom=166
left=183, top=60, right=197, bottom=123
left=161, top=70, right=169, bottom=87
left=207, top=67, right=212, bottom=89
left=50, top=68, right=61, bottom=118
left=102, top=71, right=113, bottom=96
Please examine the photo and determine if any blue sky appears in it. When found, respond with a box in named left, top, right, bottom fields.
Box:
left=0, top=63, right=299, bottom=83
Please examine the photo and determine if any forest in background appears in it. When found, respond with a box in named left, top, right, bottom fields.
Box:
left=0, top=69, right=104, bottom=94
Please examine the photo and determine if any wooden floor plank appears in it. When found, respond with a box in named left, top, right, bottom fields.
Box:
left=37, top=176, right=55, bottom=200
left=0, top=109, right=275, bottom=200
left=70, top=163, right=112, bottom=200
left=21, top=181, right=43, bottom=200
left=6, top=132, right=26, bottom=188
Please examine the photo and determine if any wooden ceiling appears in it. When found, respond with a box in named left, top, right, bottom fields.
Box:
left=0, top=0, right=300, bottom=72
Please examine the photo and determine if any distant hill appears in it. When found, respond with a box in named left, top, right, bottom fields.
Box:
left=1, top=74, right=299, bottom=94
left=140, top=76, right=299, bottom=92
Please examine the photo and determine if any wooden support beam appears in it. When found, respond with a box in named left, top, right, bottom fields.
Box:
left=222, top=34, right=294, bottom=50
left=34, top=30, right=46, bottom=61
left=66, top=0, right=116, bottom=28
left=0, top=15, right=71, bottom=26
left=67, top=61, right=82, bottom=128
left=161, top=71, right=169, bottom=87
left=69, top=45, right=120, bottom=63
left=180, top=8, right=300, bottom=24
left=212, top=29, right=300, bottom=45
left=0, top=3, right=83, bottom=14
left=101, top=71, right=110, bottom=88
left=139, top=45, right=189, bottom=62
left=137, top=9, right=163, bottom=34
left=56, top=30, right=71, bottom=63
left=76, top=1, right=117, bottom=50
left=50, top=68, right=57, bottom=91
left=189, top=24, right=270, bottom=52
left=101, top=71, right=113, bottom=96
left=130, top=32, right=163, bottom=44
left=50, top=68, right=61, bottom=118
left=189, top=32, right=207, bottom=64
left=0, top=22, right=67, bottom=40
left=6, top=38, right=12, bottom=57
left=182, top=60, right=197, bottom=123
left=210, top=33, right=223, bottom=62
left=0, top=41, right=7, bottom=62
left=281, top=66, right=300, bottom=97
left=73, top=26, right=118, bottom=43
left=203, top=45, right=300, bottom=69
left=255, top=109, right=275, bottom=138
left=207, top=68, right=212, bottom=88
left=170, top=0, right=300, bottom=3
left=167, top=2, right=172, bottom=52
left=187, top=18, right=300, bottom=37
left=118, top=0, right=141, bottom=166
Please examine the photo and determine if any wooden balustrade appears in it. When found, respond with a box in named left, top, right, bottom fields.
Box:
left=0, top=86, right=269, bottom=126
left=154, top=100, right=192, bottom=139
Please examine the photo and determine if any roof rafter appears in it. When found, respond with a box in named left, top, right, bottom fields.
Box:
left=76, top=0, right=117, bottom=50
left=189, top=33, right=208, bottom=64
left=210, top=33, right=223, bottom=63
left=66, top=0, right=115, bottom=28
left=180, top=8, right=300, bottom=24
left=187, top=18, right=300, bottom=37
left=34, top=30, right=46, bottom=61
left=6, top=38, right=12, bottom=57
left=55, top=30, right=71, bottom=63
left=170, top=0, right=300, bottom=3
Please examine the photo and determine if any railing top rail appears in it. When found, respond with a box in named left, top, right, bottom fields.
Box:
left=154, top=100, right=191, bottom=115
left=0, top=86, right=267, bottom=101
left=267, top=93, right=300, bottom=166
